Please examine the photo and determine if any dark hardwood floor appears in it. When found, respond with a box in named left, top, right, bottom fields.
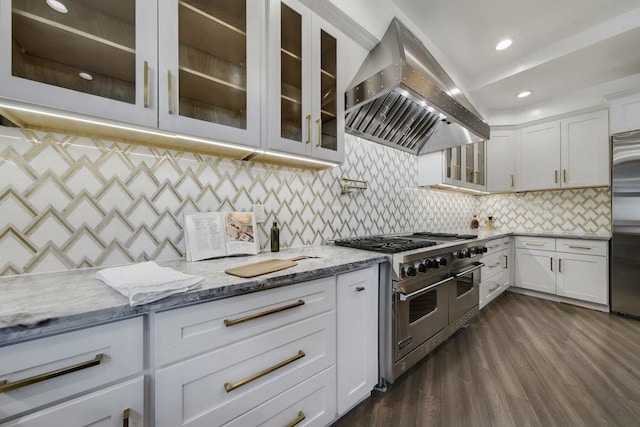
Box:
left=334, top=292, right=640, bottom=427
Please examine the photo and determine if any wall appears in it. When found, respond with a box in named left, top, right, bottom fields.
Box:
left=477, top=188, right=611, bottom=235
left=0, top=126, right=476, bottom=276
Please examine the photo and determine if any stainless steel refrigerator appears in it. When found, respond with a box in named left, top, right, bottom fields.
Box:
left=611, top=129, right=640, bottom=316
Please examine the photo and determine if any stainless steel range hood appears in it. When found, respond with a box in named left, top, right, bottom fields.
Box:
left=345, top=18, right=490, bottom=155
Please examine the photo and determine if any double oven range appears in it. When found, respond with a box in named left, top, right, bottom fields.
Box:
left=334, top=232, right=486, bottom=384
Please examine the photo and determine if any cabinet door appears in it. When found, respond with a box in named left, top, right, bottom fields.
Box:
left=0, top=0, right=157, bottom=127
left=267, top=0, right=313, bottom=156
left=158, top=0, right=262, bottom=147
left=556, top=253, right=608, bottom=304
left=560, top=110, right=610, bottom=188
left=519, top=121, right=561, bottom=191
left=310, top=15, right=344, bottom=163
left=609, top=91, right=640, bottom=134
left=337, top=266, right=378, bottom=415
left=487, top=130, right=516, bottom=192
left=444, top=145, right=462, bottom=183
left=515, top=248, right=556, bottom=294
left=3, top=377, right=144, bottom=427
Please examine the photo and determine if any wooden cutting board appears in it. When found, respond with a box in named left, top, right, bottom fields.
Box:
left=225, top=256, right=313, bottom=278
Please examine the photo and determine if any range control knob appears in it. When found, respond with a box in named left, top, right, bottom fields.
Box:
left=481, top=246, right=488, bottom=253
left=438, top=257, right=447, bottom=266
left=426, top=259, right=436, bottom=268
left=464, top=249, right=471, bottom=258
left=404, top=265, right=417, bottom=277
left=470, top=246, right=480, bottom=255
left=453, top=251, right=465, bottom=259
left=418, top=261, right=428, bottom=273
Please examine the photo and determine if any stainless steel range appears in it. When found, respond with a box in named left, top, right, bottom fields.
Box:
left=334, top=232, right=486, bottom=384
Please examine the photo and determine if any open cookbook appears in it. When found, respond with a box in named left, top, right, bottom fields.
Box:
left=184, top=211, right=259, bottom=261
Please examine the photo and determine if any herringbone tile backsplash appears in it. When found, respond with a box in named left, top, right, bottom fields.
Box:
left=0, top=127, right=479, bottom=276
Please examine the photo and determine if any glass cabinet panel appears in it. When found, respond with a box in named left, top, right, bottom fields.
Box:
left=465, top=144, right=474, bottom=183
left=177, top=0, right=247, bottom=129
left=476, top=141, right=485, bottom=186
left=319, top=30, right=337, bottom=152
left=11, top=0, right=136, bottom=103
left=280, top=4, right=303, bottom=142
left=446, top=146, right=461, bottom=180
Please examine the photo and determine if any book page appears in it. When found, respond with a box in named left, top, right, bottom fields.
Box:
left=224, top=212, right=259, bottom=255
left=184, top=212, right=226, bottom=261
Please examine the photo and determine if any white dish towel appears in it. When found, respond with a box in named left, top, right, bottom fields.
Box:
left=96, top=261, right=203, bottom=306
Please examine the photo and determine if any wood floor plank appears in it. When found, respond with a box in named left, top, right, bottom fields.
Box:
left=334, top=292, right=640, bottom=427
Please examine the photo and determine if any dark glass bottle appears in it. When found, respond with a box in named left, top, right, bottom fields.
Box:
left=270, top=221, right=280, bottom=252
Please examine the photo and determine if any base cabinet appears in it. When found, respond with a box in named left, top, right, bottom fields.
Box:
left=514, top=237, right=608, bottom=307
left=336, top=266, right=378, bottom=415
left=479, top=237, right=512, bottom=309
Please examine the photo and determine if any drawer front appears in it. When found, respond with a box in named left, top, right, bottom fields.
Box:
left=224, top=367, right=336, bottom=427
left=3, top=376, right=144, bottom=427
left=501, top=237, right=511, bottom=250
left=155, top=276, right=336, bottom=367
left=480, top=277, right=503, bottom=310
left=0, top=317, right=143, bottom=420
left=483, top=239, right=503, bottom=256
left=480, top=252, right=503, bottom=281
left=155, top=311, right=336, bottom=427
left=556, top=239, right=608, bottom=256
left=515, top=236, right=556, bottom=251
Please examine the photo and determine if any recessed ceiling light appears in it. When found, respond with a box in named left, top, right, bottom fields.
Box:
left=517, top=90, right=532, bottom=98
left=79, top=72, right=93, bottom=81
left=495, top=39, right=512, bottom=51
left=46, top=0, right=68, bottom=13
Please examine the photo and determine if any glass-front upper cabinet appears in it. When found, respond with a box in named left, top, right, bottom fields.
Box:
left=0, top=0, right=157, bottom=126
left=464, top=141, right=485, bottom=187
left=158, top=0, right=262, bottom=147
left=267, top=0, right=344, bottom=163
left=445, top=146, right=462, bottom=182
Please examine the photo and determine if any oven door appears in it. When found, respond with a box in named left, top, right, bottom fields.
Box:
left=450, top=262, right=483, bottom=322
left=393, top=273, right=452, bottom=362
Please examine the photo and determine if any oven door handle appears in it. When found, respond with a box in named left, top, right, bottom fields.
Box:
left=397, top=275, right=454, bottom=301
left=455, top=263, right=485, bottom=277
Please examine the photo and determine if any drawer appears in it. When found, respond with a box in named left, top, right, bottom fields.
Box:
left=224, top=367, right=336, bottom=427
left=3, top=376, right=144, bottom=427
left=515, top=236, right=556, bottom=251
left=480, top=276, right=504, bottom=310
left=155, top=311, right=336, bottom=427
left=0, top=317, right=143, bottom=420
left=501, top=237, right=512, bottom=250
left=483, top=239, right=503, bottom=256
left=556, top=239, right=608, bottom=256
left=480, top=252, right=503, bottom=281
left=155, top=276, right=336, bottom=367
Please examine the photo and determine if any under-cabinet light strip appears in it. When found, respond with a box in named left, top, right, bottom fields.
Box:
left=436, top=183, right=490, bottom=195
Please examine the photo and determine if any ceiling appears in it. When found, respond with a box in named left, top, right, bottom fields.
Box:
left=389, top=0, right=640, bottom=114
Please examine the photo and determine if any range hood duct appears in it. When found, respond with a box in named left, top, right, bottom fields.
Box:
left=345, top=18, right=490, bottom=155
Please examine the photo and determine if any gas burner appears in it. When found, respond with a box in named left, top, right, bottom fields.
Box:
left=334, top=237, right=438, bottom=254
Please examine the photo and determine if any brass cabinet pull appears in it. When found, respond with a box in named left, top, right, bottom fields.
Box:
left=306, top=115, right=311, bottom=144
left=525, top=242, right=545, bottom=247
left=474, top=171, right=480, bottom=184
left=356, top=286, right=365, bottom=292
left=287, top=411, right=306, bottom=427
left=224, top=350, right=305, bottom=393
left=123, top=408, right=131, bottom=427
left=489, top=284, right=500, bottom=293
left=568, top=245, right=592, bottom=250
left=554, top=170, right=558, bottom=183
left=487, top=244, right=500, bottom=249
left=503, top=255, right=508, bottom=269
left=224, top=300, right=305, bottom=327
left=559, top=258, right=562, bottom=273
left=510, top=174, right=514, bottom=187
left=550, top=257, right=553, bottom=271
left=167, top=70, right=173, bottom=114
left=489, top=262, right=500, bottom=268
left=563, top=169, right=567, bottom=183
left=143, top=61, right=149, bottom=108
left=316, top=118, right=322, bottom=147
left=0, top=354, right=104, bottom=393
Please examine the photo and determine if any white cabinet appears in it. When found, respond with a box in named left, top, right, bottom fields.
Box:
left=479, top=237, right=512, bottom=309
left=486, top=129, right=516, bottom=192
left=609, top=91, right=640, bottom=134
left=0, top=0, right=158, bottom=128
left=519, top=121, right=561, bottom=191
left=513, top=237, right=609, bottom=308
left=0, top=317, right=144, bottom=423
left=518, top=110, right=609, bottom=191
left=158, top=0, right=263, bottom=147
left=336, top=266, right=378, bottom=415
left=267, top=0, right=345, bottom=163
left=3, top=377, right=144, bottom=427
left=560, top=110, right=609, bottom=188
left=418, top=141, right=486, bottom=191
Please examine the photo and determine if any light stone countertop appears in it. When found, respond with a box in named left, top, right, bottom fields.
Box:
left=0, top=246, right=387, bottom=346
left=456, top=229, right=611, bottom=241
